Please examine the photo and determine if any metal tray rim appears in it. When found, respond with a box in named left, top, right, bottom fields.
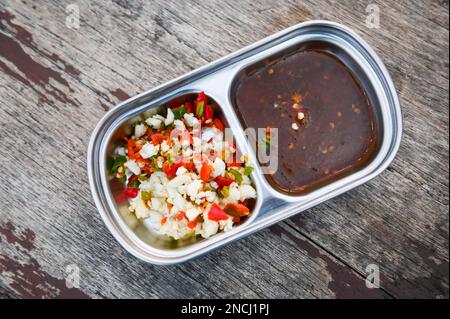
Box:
left=87, top=20, right=402, bottom=265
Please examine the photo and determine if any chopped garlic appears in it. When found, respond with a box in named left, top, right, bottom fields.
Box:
left=131, top=197, right=151, bottom=219
left=212, top=157, right=226, bottom=178
left=134, top=123, right=147, bottom=138
left=183, top=113, right=199, bottom=127
left=146, top=116, right=162, bottom=129
left=125, top=160, right=140, bottom=175
left=223, top=218, right=234, bottom=232
left=201, top=127, right=216, bottom=141
left=222, top=185, right=241, bottom=203
left=186, top=207, right=201, bottom=221
left=201, top=215, right=219, bottom=238
left=165, top=108, right=174, bottom=125
left=176, top=166, right=188, bottom=176
left=186, top=180, right=203, bottom=199
left=160, top=140, right=170, bottom=153
left=197, top=191, right=216, bottom=203
left=174, top=119, right=186, bottom=131
left=209, top=181, right=219, bottom=189
left=239, top=184, right=257, bottom=201
left=140, top=143, right=159, bottom=159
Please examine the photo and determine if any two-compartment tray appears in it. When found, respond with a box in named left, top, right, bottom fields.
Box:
left=87, top=21, right=402, bottom=265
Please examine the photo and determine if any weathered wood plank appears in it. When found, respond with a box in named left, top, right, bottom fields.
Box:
left=0, top=1, right=390, bottom=298
left=0, top=0, right=448, bottom=299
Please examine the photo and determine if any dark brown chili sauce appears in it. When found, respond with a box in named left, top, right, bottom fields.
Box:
left=234, top=49, right=377, bottom=194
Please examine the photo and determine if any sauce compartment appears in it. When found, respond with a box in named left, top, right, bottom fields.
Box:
left=230, top=41, right=383, bottom=195
left=104, top=92, right=261, bottom=251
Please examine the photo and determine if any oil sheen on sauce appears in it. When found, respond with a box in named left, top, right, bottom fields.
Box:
left=234, top=49, right=378, bottom=194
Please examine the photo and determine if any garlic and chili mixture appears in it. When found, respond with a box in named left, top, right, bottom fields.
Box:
left=108, top=92, right=257, bottom=240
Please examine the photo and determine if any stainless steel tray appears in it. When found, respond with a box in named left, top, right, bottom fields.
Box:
left=87, top=21, right=402, bottom=265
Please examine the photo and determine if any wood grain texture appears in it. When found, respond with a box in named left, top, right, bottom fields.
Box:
left=0, top=0, right=448, bottom=299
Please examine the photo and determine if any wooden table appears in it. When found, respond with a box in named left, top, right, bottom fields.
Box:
left=0, top=0, right=448, bottom=299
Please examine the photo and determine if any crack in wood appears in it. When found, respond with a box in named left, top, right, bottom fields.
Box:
left=0, top=221, right=90, bottom=299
